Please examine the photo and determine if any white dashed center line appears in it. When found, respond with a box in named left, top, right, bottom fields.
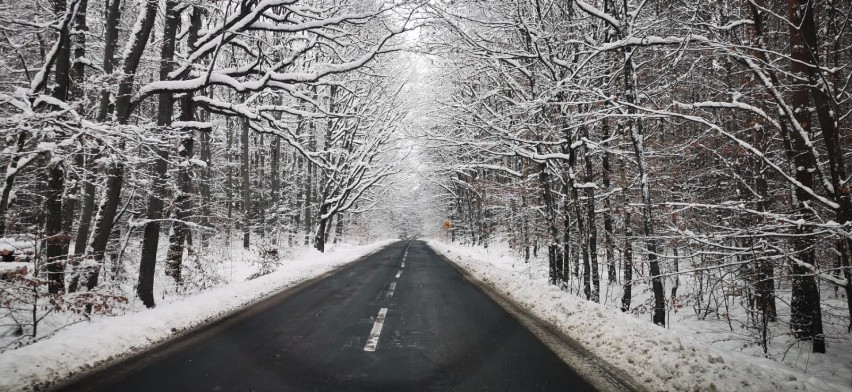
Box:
left=395, top=270, right=402, bottom=279
left=387, top=281, right=397, bottom=298
left=364, top=308, right=388, bottom=352
left=401, top=262, right=405, bottom=268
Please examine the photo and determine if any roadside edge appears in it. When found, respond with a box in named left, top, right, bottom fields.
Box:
left=430, top=244, right=646, bottom=392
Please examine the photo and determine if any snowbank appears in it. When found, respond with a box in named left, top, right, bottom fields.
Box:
left=0, top=240, right=394, bottom=391
left=427, top=239, right=850, bottom=392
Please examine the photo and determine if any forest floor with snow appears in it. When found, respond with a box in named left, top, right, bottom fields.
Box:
left=428, top=238, right=852, bottom=392
left=0, top=238, right=394, bottom=391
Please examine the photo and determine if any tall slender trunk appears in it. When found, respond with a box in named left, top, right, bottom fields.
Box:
left=68, top=149, right=95, bottom=293
left=794, top=0, right=852, bottom=331
left=165, top=4, right=201, bottom=284
left=166, top=130, right=193, bottom=283
left=602, top=122, right=616, bottom=284
left=199, top=123, right=212, bottom=246
left=241, top=117, right=251, bottom=249
left=61, top=0, right=89, bottom=258
left=88, top=0, right=159, bottom=291
left=581, top=129, right=600, bottom=302
left=44, top=156, right=66, bottom=294
left=43, top=0, right=80, bottom=294
left=745, top=0, right=778, bottom=322
left=624, top=45, right=665, bottom=326
left=95, top=0, right=122, bottom=121
left=785, top=0, right=825, bottom=353
left=270, top=135, right=281, bottom=241
left=293, top=149, right=303, bottom=244
left=522, top=159, right=531, bottom=262
left=561, top=190, right=571, bottom=284
left=303, top=115, right=315, bottom=246
left=255, top=135, right=266, bottom=239
left=226, top=116, right=234, bottom=225
left=137, top=0, right=179, bottom=307
left=573, top=173, right=590, bottom=299
left=619, top=154, right=634, bottom=312
left=539, top=159, right=559, bottom=286
left=74, top=0, right=118, bottom=264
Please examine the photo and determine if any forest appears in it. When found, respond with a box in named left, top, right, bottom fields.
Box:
left=422, top=0, right=852, bottom=358
left=0, top=0, right=849, bottom=375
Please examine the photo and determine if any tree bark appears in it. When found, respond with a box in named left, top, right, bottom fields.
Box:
left=0, top=133, right=29, bottom=237
left=165, top=4, right=202, bottom=284
left=138, top=0, right=180, bottom=307
left=793, top=0, right=852, bottom=331
left=602, top=122, right=616, bottom=284
left=43, top=0, right=80, bottom=294
left=241, top=117, right=251, bottom=249
left=623, top=44, right=665, bottom=326
left=538, top=159, right=559, bottom=286
left=785, top=0, right=825, bottom=353
left=88, top=0, right=159, bottom=291
left=74, top=0, right=120, bottom=267
left=619, top=154, right=634, bottom=312
left=581, top=129, right=600, bottom=302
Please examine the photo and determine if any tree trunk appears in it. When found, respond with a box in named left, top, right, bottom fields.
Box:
left=95, top=0, right=123, bottom=122
left=785, top=0, right=825, bottom=353
left=61, top=0, right=88, bottom=257
left=88, top=0, right=159, bottom=290
left=74, top=0, right=117, bottom=266
left=68, top=148, right=96, bottom=293
left=241, top=117, right=251, bottom=249
left=619, top=155, right=634, bottom=312
left=793, top=0, right=852, bottom=331
left=137, top=0, right=179, bottom=307
left=226, top=116, right=234, bottom=225
left=581, top=129, right=600, bottom=302
left=0, top=133, right=29, bottom=237
left=602, top=122, right=616, bottom=284
left=165, top=4, right=202, bottom=284
left=165, top=131, right=193, bottom=283
left=71, top=0, right=121, bottom=272
left=303, top=120, right=315, bottom=246
left=313, top=205, right=329, bottom=252
left=623, top=41, right=665, bottom=325
left=538, top=159, right=559, bottom=286
left=745, top=0, right=778, bottom=323
left=333, top=212, right=344, bottom=244
left=270, top=135, right=281, bottom=241
left=44, top=156, right=66, bottom=294
left=561, top=190, right=571, bottom=284
left=43, top=0, right=83, bottom=294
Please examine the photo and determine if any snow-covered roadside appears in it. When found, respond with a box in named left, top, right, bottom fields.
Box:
left=0, top=240, right=394, bottom=391
left=427, top=239, right=850, bottom=392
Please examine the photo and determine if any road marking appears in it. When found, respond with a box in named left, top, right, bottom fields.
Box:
left=364, top=308, right=388, bottom=352
left=387, top=281, right=397, bottom=297
left=401, top=262, right=405, bottom=268
left=395, top=270, right=402, bottom=279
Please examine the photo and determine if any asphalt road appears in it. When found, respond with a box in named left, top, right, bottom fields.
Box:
left=57, top=241, right=599, bottom=391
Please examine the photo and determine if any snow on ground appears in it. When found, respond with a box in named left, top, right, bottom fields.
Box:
left=427, top=238, right=852, bottom=392
left=0, top=239, right=394, bottom=391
